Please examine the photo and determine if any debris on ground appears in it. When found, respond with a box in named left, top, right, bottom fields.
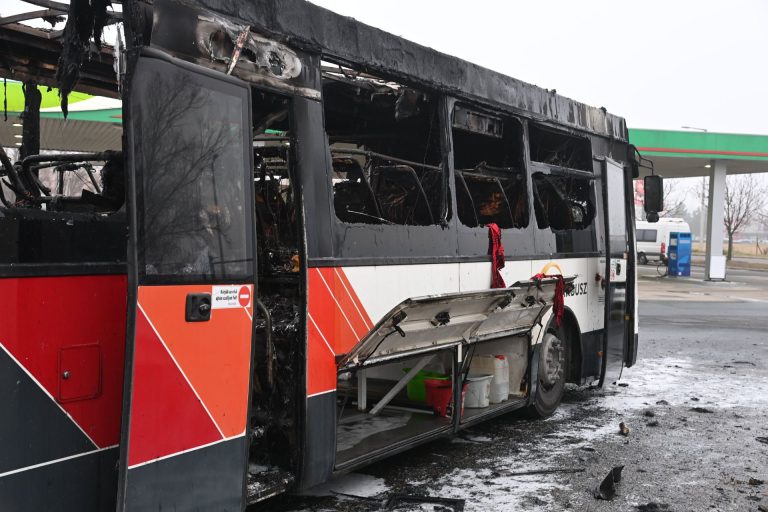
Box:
left=757, top=437, right=768, bottom=445
left=383, top=494, right=465, bottom=511
left=690, top=397, right=700, bottom=401
left=634, top=503, right=671, bottom=511
left=643, top=410, right=656, bottom=418
left=647, top=420, right=660, bottom=427
left=655, top=400, right=670, bottom=406
left=499, top=468, right=585, bottom=477
left=748, top=478, right=764, bottom=486
left=618, top=382, right=630, bottom=387
left=619, top=422, right=630, bottom=436
left=594, top=466, right=624, bottom=500
left=690, top=407, right=714, bottom=414
left=758, top=504, right=768, bottom=512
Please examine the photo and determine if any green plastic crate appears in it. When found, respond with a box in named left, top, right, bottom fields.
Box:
left=403, top=369, right=450, bottom=402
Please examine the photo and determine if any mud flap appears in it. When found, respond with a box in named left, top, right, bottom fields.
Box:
left=117, top=49, right=255, bottom=512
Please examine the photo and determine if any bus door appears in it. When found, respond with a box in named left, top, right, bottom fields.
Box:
left=117, top=49, right=255, bottom=512
left=600, top=158, right=630, bottom=386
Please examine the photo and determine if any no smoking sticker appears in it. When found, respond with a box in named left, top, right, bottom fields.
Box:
left=212, top=285, right=252, bottom=309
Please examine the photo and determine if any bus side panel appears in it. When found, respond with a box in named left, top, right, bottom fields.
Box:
left=120, top=284, right=252, bottom=510
left=0, top=274, right=127, bottom=511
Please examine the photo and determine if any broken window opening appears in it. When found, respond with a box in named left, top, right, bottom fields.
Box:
left=323, top=62, right=445, bottom=226
left=452, top=106, right=528, bottom=229
left=0, top=80, right=126, bottom=268
left=532, top=172, right=595, bottom=231
left=529, top=124, right=592, bottom=172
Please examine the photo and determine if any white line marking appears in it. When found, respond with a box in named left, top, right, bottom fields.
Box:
left=308, top=313, right=336, bottom=357
left=307, top=388, right=336, bottom=398
left=0, top=343, right=98, bottom=449
left=0, top=445, right=118, bottom=479
left=127, top=435, right=243, bottom=470
left=333, top=267, right=372, bottom=329
left=137, top=302, right=226, bottom=439
left=315, top=268, right=362, bottom=339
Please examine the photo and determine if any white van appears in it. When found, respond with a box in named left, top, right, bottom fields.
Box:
left=635, top=218, right=691, bottom=265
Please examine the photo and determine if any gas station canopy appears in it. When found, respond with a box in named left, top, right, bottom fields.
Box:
left=0, top=80, right=122, bottom=152
left=630, top=128, right=768, bottom=178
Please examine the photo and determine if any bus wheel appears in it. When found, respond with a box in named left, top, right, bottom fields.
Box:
left=638, top=252, right=648, bottom=265
left=528, top=330, right=567, bottom=418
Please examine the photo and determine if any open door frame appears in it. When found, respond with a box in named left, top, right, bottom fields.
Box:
left=599, top=158, right=630, bottom=386
left=117, top=48, right=256, bottom=512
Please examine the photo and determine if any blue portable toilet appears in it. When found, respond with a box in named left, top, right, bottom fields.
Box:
left=667, top=232, right=692, bottom=277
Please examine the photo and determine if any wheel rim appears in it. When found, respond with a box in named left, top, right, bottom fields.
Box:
left=540, top=333, right=565, bottom=390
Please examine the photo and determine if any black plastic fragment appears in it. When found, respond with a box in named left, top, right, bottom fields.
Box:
left=384, top=494, right=465, bottom=511
left=594, top=465, right=624, bottom=500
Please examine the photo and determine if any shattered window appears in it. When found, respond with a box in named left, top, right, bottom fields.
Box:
left=452, top=106, right=528, bottom=229
left=529, top=125, right=592, bottom=172
left=323, top=63, right=444, bottom=226
left=532, top=173, right=595, bottom=231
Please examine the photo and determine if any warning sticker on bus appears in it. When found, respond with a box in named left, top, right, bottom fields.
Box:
left=212, top=285, right=251, bottom=309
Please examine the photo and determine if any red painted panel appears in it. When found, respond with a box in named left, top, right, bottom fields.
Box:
left=306, top=267, right=374, bottom=396
left=307, top=269, right=358, bottom=354
left=59, top=344, right=101, bottom=402
left=307, top=317, right=337, bottom=397
left=0, top=275, right=127, bottom=447
left=127, top=307, right=222, bottom=467
left=137, top=285, right=253, bottom=438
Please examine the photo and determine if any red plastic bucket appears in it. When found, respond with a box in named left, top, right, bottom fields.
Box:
left=424, top=379, right=468, bottom=418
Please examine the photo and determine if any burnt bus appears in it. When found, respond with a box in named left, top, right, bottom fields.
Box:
left=0, top=0, right=653, bottom=510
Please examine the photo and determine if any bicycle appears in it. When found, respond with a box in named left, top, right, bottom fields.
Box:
left=656, top=257, right=668, bottom=277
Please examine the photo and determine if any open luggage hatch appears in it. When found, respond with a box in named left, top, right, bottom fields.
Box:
left=337, top=276, right=573, bottom=371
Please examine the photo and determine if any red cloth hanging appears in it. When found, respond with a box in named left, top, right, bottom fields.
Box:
left=532, top=273, right=565, bottom=327
left=487, top=223, right=506, bottom=288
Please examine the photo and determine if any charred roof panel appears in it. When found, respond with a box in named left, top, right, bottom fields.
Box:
left=188, top=0, right=627, bottom=141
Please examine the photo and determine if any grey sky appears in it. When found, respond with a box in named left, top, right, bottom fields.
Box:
left=3, top=0, right=766, bottom=134
left=310, top=0, right=768, bottom=136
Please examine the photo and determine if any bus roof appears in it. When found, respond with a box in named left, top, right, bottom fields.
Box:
left=188, top=0, right=628, bottom=141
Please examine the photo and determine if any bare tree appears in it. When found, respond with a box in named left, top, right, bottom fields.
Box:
left=660, top=179, right=688, bottom=218
left=723, top=175, right=766, bottom=260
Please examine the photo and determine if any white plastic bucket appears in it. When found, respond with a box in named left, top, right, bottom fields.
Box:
left=470, top=355, right=509, bottom=404
left=464, top=374, right=493, bottom=408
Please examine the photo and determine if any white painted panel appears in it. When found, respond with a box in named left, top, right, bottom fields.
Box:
left=458, top=260, right=533, bottom=293
left=344, top=263, right=460, bottom=322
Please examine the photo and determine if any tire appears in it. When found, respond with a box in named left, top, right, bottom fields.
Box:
left=526, top=329, right=568, bottom=418
left=638, top=252, right=648, bottom=265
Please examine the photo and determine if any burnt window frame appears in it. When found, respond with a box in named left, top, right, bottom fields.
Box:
left=528, top=123, right=598, bottom=255
left=321, top=63, right=448, bottom=229
left=319, top=61, right=457, bottom=262
left=451, top=101, right=535, bottom=260
left=451, top=105, right=529, bottom=230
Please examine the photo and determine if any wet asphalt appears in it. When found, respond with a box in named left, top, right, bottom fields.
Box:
left=255, top=271, right=768, bottom=512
